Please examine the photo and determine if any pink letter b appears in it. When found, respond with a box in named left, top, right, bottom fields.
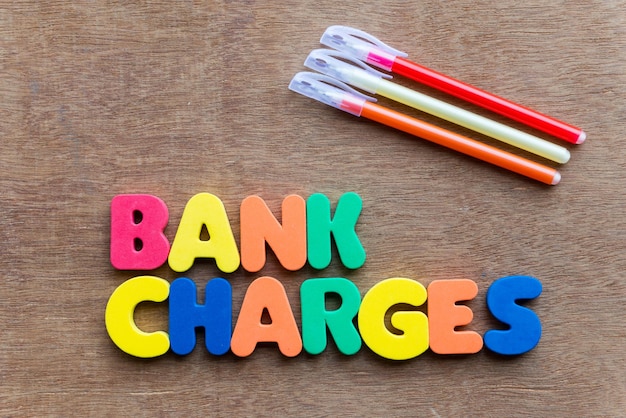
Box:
left=110, top=194, right=170, bottom=270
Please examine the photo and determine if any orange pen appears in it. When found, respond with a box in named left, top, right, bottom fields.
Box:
left=289, top=72, right=560, bottom=185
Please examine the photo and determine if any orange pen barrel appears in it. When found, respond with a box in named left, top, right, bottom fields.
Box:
left=360, top=102, right=560, bottom=185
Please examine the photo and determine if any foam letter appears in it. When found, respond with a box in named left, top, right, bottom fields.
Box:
left=485, top=275, right=542, bottom=355
left=240, top=195, right=306, bottom=272
left=307, top=192, right=366, bottom=270
left=105, top=276, right=170, bottom=358
left=428, top=279, right=483, bottom=354
left=168, top=193, right=240, bottom=273
left=231, top=276, right=302, bottom=357
left=301, top=278, right=362, bottom=355
left=110, top=194, right=170, bottom=270
left=358, top=278, right=428, bottom=360
left=169, top=278, right=232, bottom=355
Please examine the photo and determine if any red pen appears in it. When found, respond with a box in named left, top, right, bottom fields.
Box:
left=321, top=25, right=586, bottom=144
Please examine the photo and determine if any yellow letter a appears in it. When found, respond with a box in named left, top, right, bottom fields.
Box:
left=168, top=193, right=240, bottom=273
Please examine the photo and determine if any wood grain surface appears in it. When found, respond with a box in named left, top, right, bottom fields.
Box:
left=1, top=1, right=625, bottom=416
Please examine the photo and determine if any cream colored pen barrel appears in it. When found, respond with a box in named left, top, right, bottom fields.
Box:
left=367, top=77, right=570, bottom=164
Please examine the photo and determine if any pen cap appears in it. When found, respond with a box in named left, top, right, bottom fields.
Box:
left=304, top=49, right=391, bottom=94
left=321, top=25, right=407, bottom=71
left=288, top=72, right=375, bottom=116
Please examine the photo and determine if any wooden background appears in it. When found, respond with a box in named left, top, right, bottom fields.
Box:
left=2, top=1, right=625, bottom=416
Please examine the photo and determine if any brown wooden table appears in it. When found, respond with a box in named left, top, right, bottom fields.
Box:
left=2, top=1, right=625, bottom=416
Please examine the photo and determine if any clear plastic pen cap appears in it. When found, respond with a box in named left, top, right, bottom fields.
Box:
left=304, top=49, right=391, bottom=93
left=288, top=72, right=375, bottom=116
left=320, top=25, right=407, bottom=71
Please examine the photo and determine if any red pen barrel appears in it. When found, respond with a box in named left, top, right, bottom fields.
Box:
left=360, top=102, right=560, bottom=185
left=391, top=57, right=585, bottom=144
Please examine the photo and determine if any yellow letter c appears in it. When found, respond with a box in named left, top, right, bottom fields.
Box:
left=105, top=276, right=170, bottom=358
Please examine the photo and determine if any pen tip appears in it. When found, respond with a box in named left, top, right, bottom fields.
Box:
left=576, top=131, right=587, bottom=144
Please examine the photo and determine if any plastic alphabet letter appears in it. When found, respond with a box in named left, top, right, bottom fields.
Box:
left=358, top=278, right=428, bottom=360
left=105, top=276, right=170, bottom=358
left=169, top=277, right=232, bottom=355
left=428, top=279, right=483, bottom=354
left=230, top=276, right=302, bottom=357
left=110, top=194, right=170, bottom=270
left=307, top=192, right=366, bottom=270
left=300, top=278, right=362, bottom=355
left=240, top=195, right=307, bottom=272
left=484, top=275, right=542, bottom=355
left=168, top=193, right=240, bottom=273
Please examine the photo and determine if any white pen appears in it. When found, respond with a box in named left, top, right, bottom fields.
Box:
left=304, top=49, right=570, bottom=164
